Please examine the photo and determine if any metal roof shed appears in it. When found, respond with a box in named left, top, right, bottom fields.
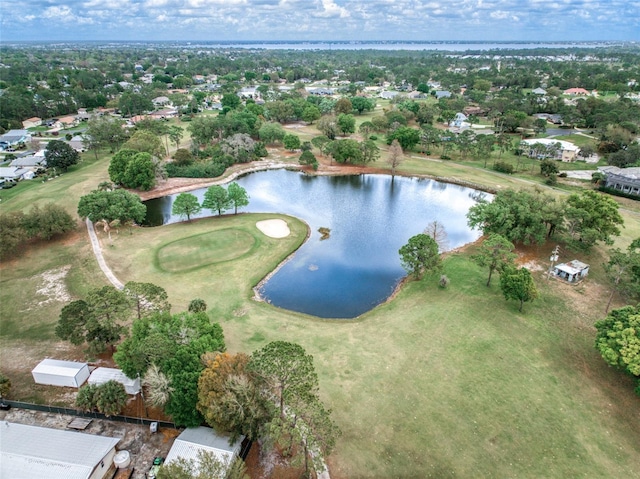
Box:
left=32, top=358, right=90, bottom=388
left=165, top=427, right=244, bottom=472
left=0, top=422, right=120, bottom=479
left=88, top=367, right=141, bottom=395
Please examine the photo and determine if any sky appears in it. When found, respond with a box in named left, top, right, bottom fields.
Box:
left=1, top=0, right=639, bottom=43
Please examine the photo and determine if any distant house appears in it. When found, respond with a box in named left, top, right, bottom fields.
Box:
left=0, top=166, right=33, bottom=181
left=9, top=155, right=47, bottom=170
left=435, top=90, right=452, bottom=99
left=150, top=108, right=178, bottom=120
left=152, top=96, right=171, bottom=107
left=598, top=166, right=640, bottom=197
left=307, top=87, right=335, bottom=96
left=552, top=260, right=589, bottom=283
left=520, top=138, right=580, bottom=162
left=531, top=87, right=547, bottom=95
left=564, top=87, right=590, bottom=96
left=0, top=129, right=31, bottom=150
left=165, top=427, right=245, bottom=474
left=53, top=115, right=77, bottom=130
left=450, top=112, right=468, bottom=128
left=238, top=86, right=258, bottom=99
left=0, top=422, right=120, bottom=479
left=22, top=117, right=42, bottom=129
left=379, top=90, right=399, bottom=100
left=68, top=135, right=86, bottom=152
left=534, top=113, right=563, bottom=124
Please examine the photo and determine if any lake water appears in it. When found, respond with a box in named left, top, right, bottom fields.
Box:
left=144, top=170, right=485, bottom=318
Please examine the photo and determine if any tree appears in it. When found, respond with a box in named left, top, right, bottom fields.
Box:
left=95, top=380, right=128, bottom=416
left=221, top=93, right=241, bottom=110
left=157, top=451, right=248, bottom=479
left=361, top=139, right=380, bottom=164
left=76, top=383, right=99, bottom=412
left=467, top=189, right=549, bottom=246
left=188, top=298, right=207, bottom=313
left=351, top=96, right=375, bottom=115
left=337, top=113, right=356, bottom=136
left=168, top=125, right=184, bottom=150
left=386, top=126, right=420, bottom=151
left=258, top=122, right=286, bottom=145
left=329, top=139, right=363, bottom=164
left=202, top=186, right=231, bottom=216
left=172, top=193, right=201, bottom=222
left=283, top=133, right=301, bottom=151
left=118, top=91, right=153, bottom=117
left=21, top=203, right=75, bottom=240
left=109, top=149, right=137, bottom=185
left=299, top=150, right=318, bottom=170
left=564, top=190, right=623, bottom=250
left=399, top=234, right=441, bottom=280
left=540, top=159, right=559, bottom=179
left=0, top=212, right=26, bottom=260
left=302, top=104, right=321, bottom=124
left=423, top=220, right=449, bottom=252
left=227, top=182, right=250, bottom=214
left=84, top=117, right=128, bottom=158
left=122, top=152, right=156, bottom=190
left=143, top=363, right=173, bottom=408
left=334, top=97, right=353, bottom=115
left=471, top=234, right=517, bottom=286
left=249, top=341, right=318, bottom=419
left=595, top=305, right=640, bottom=394
left=78, top=189, right=146, bottom=224
left=386, top=139, right=403, bottom=177
left=0, top=373, right=11, bottom=399
left=197, top=352, right=269, bottom=441
left=124, top=281, right=171, bottom=320
left=316, top=115, right=339, bottom=140
left=55, top=300, right=91, bottom=346
left=45, top=139, right=80, bottom=172
left=500, top=266, right=538, bottom=312
left=123, top=129, right=166, bottom=158
left=604, top=240, right=640, bottom=312
left=220, top=133, right=256, bottom=164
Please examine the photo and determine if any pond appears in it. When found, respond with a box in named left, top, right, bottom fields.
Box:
left=144, top=170, right=486, bottom=318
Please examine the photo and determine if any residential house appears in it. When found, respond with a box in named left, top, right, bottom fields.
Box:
left=520, top=138, right=580, bottom=162
left=0, top=129, right=31, bottom=150
left=450, top=112, right=468, bottom=128
left=150, top=108, right=178, bottom=120
left=53, top=115, right=78, bottom=130
left=22, top=117, right=42, bottom=129
left=435, top=90, right=452, bottom=99
left=152, top=96, right=171, bottom=108
left=564, top=87, right=590, bottom=96
left=379, top=91, right=399, bottom=100
left=9, top=155, right=47, bottom=170
left=0, top=422, right=120, bottom=479
left=0, top=166, right=34, bottom=181
left=238, top=86, right=258, bottom=99
left=307, top=87, right=335, bottom=96
left=68, top=135, right=86, bottom=152
left=531, top=87, right=547, bottom=95
left=598, top=166, right=640, bottom=197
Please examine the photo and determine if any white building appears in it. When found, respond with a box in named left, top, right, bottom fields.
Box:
left=0, top=422, right=120, bottom=479
left=165, top=427, right=244, bottom=474
left=32, top=358, right=90, bottom=388
left=88, top=367, right=141, bottom=395
left=520, top=138, right=580, bottom=162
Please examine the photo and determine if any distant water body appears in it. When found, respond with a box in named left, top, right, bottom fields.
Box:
left=182, top=41, right=619, bottom=51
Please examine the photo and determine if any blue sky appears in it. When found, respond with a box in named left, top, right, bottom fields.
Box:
left=2, top=0, right=639, bottom=42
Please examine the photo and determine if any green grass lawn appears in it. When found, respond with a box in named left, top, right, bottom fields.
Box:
left=1, top=130, right=639, bottom=477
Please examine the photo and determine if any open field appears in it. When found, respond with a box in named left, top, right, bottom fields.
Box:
left=1, top=140, right=639, bottom=477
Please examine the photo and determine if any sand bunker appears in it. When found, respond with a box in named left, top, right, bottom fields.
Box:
left=256, top=219, right=290, bottom=238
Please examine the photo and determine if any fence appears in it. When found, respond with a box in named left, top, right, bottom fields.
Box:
left=0, top=399, right=177, bottom=429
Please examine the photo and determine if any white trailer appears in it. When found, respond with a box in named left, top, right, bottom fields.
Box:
left=31, top=359, right=90, bottom=388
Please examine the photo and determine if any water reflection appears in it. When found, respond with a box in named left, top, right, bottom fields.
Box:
left=144, top=170, right=486, bottom=318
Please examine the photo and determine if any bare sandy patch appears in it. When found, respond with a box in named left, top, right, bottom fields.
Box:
left=256, top=219, right=290, bottom=238
left=30, top=266, right=72, bottom=309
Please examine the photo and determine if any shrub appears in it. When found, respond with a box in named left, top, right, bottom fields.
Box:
left=493, top=161, right=514, bottom=174
left=440, top=154, right=451, bottom=160
left=165, top=161, right=226, bottom=178
left=369, top=135, right=378, bottom=141
left=0, top=373, right=11, bottom=398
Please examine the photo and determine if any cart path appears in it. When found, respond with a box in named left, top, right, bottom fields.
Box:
left=85, top=218, right=124, bottom=290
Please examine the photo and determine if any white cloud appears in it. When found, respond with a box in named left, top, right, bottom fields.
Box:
left=314, top=0, right=350, bottom=18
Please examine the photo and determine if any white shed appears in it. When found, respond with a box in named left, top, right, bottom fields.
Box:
left=165, top=427, right=244, bottom=474
left=32, top=359, right=90, bottom=388
left=88, top=367, right=141, bottom=395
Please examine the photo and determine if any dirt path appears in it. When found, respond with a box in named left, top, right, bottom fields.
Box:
left=85, top=218, right=124, bottom=290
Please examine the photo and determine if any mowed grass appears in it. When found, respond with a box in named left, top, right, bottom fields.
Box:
left=97, top=214, right=640, bottom=478
left=1, top=139, right=639, bottom=477
left=156, top=228, right=257, bottom=273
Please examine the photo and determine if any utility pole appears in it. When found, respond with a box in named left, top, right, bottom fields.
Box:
left=548, top=245, right=560, bottom=280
